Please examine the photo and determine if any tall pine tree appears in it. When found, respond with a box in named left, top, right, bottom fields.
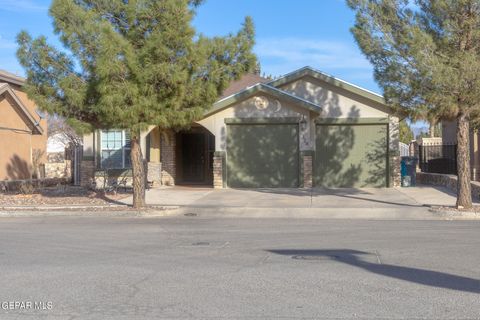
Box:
left=348, top=0, right=480, bottom=209
left=17, top=0, right=257, bottom=208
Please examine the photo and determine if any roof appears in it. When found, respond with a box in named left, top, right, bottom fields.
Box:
left=0, top=82, right=43, bottom=134
left=220, top=73, right=269, bottom=99
left=267, top=66, right=388, bottom=107
left=206, top=83, right=322, bottom=118
left=0, top=70, right=25, bottom=86
left=204, top=67, right=393, bottom=119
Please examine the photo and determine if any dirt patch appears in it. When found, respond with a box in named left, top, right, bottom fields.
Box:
left=0, top=186, right=131, bottom=206
left=430, top=206, right=480, bottom=219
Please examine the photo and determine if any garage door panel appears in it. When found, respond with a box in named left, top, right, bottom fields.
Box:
left=315, top=124, right=387, bottom=188
left=227, top=124, right=299, bottom=188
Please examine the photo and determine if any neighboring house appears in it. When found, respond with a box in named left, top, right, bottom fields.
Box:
left=442, top=120, right=480, bottom=180
left=81, top=66, right=400, bottom=189
left=45, top=133, right=73, bottom=179
left=0, top=70, right=47, bottom=180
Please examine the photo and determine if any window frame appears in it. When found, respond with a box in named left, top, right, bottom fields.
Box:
left=100, top=129, right=131, bottom=169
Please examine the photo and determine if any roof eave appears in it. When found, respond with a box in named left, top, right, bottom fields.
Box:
left=0, top=73, right=25, bottom=87
left=205, top=83, right=322, bottom=118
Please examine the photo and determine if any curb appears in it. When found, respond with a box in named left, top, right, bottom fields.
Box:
left=173, top=206, right=447, bottom=220
left=428, top=207, right=480, bottom=220
left=0, top=206, right=180, bottom=218
left=0, top=204, right=126, bottom=211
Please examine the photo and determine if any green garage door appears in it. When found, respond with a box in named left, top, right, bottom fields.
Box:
left=226, top=123, right=299, bottom=188
left=315, top=123, right=388, bottom=188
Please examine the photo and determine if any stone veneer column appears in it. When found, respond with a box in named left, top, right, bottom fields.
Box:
left=213, top=152, right=225, bottom=188
left=80, top=160, right=95, bottom=187
left=389, top=116, right=401, bottom=187
left=160, top=129, right=176, bottom=186
left=391, top=156, right=401, bottom=187
left=147, top=162, right=162, bottom=187
left=302, top=154, right=313, bottom=188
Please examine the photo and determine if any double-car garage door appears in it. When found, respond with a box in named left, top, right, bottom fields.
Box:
left=225, top=122, right=388, bottom=188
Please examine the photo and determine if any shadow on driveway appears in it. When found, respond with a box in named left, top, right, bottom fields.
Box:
left=267, top=249, right=480, bottom=294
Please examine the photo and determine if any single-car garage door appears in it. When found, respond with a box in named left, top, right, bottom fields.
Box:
left=314, top=123, right=388, bottom=188
left=226, top=123, right=299, bottom=188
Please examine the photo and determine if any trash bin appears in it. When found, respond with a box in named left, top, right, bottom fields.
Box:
left=401, top=156, right=417, bottom=187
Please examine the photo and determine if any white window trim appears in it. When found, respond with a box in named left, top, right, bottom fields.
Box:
left=100, top=129, right=131, bottom=169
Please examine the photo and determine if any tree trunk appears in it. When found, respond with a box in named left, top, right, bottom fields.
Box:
left=130, top=133, right=146, bottom=208
left=429, top=121, right=435, bottom=138
left=456, top=113, right=472, bottom=209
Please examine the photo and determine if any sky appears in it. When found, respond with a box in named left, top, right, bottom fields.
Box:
left=0, top=0, right=426, bottom=131
left=0, top=0, right=378, bottom=90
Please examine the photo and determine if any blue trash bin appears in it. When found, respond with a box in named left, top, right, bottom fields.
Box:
left=401, top=156, right=417, bottom=187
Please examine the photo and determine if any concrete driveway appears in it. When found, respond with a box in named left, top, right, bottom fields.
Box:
left=122, top=185, right=465, bottom=219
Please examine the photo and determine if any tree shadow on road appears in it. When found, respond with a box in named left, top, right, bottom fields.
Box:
left=267, top=249, right=480, bottom=294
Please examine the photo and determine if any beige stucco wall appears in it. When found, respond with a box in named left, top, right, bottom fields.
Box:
left=0, top=86, right=47, bottom=180
left=83, top=132, right=95, bottom=158
left=197, top=77, right=393, bottom=154
left=11, top=86, right=47, bottom=163
left=197, top=93, right=312, bottom=151
left=278, top=76, right=389, bottom=119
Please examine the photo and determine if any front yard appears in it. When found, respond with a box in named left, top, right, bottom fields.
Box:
left=0, top=185, right=130, bottom=206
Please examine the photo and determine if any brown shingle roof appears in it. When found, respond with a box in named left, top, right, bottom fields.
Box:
left=220, top=73, right=269, bottom=99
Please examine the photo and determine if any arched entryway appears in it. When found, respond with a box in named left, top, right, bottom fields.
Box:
left=175, top=125, right=215, bottom=186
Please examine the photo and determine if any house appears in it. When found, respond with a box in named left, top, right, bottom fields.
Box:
left=81, top=66, right=400, bottom=189
left=0, top=70, right=47, bottom=180
left=442, top=120, right=480, bottom=180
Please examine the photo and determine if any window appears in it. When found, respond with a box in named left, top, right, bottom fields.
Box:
left=100, top=130, right=131, bottom=169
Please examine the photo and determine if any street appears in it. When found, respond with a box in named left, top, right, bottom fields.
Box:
left=0, top=215, right=479, bottom=319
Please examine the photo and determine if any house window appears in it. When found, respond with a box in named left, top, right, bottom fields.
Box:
left=100, top=130, right=131, bottom=168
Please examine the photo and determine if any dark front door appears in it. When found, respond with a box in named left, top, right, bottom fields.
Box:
left=181, top=133, right=206, bottom=183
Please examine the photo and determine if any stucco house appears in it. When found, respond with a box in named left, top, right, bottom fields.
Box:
left=0, top=70, right=47, bottom=180
left=81, top=66, right=400, bottom=189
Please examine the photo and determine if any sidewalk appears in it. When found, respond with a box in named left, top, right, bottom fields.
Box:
left=1, top=185, right=479, bottom=220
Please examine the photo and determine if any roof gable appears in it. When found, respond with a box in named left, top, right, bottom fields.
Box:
left=0, top=83, right=43, bottom=134
left=205, top=83, right=322, bottom=118
left=267, top=66, right=392, bottom=113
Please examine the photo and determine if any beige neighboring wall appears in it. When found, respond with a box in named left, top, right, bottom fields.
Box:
left=0, top=84, right=47, bottom=180
left=11, top=86, right=47, bottom=163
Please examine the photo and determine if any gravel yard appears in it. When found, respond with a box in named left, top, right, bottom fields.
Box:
left=0, top=186, right=130, bottom=206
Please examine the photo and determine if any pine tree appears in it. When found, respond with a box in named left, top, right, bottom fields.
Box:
left=16, top=0, right=257, bottom=208
left=399, top=120, right=414, bottom=144
left=348, top=0, right=480, bottom=209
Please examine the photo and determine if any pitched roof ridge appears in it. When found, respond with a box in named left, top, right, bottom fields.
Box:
left=267, top=66, right=387, bottom=106
left=303, top=66, right=383, bottom=98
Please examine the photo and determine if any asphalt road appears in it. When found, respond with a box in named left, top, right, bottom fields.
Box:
left=0, top=215, right=479, bottom=319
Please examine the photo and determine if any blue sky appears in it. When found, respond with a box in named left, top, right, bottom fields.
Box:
left=0, top=0, right=378, bottom=91
left=0, top=0, right=427, bottom=132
